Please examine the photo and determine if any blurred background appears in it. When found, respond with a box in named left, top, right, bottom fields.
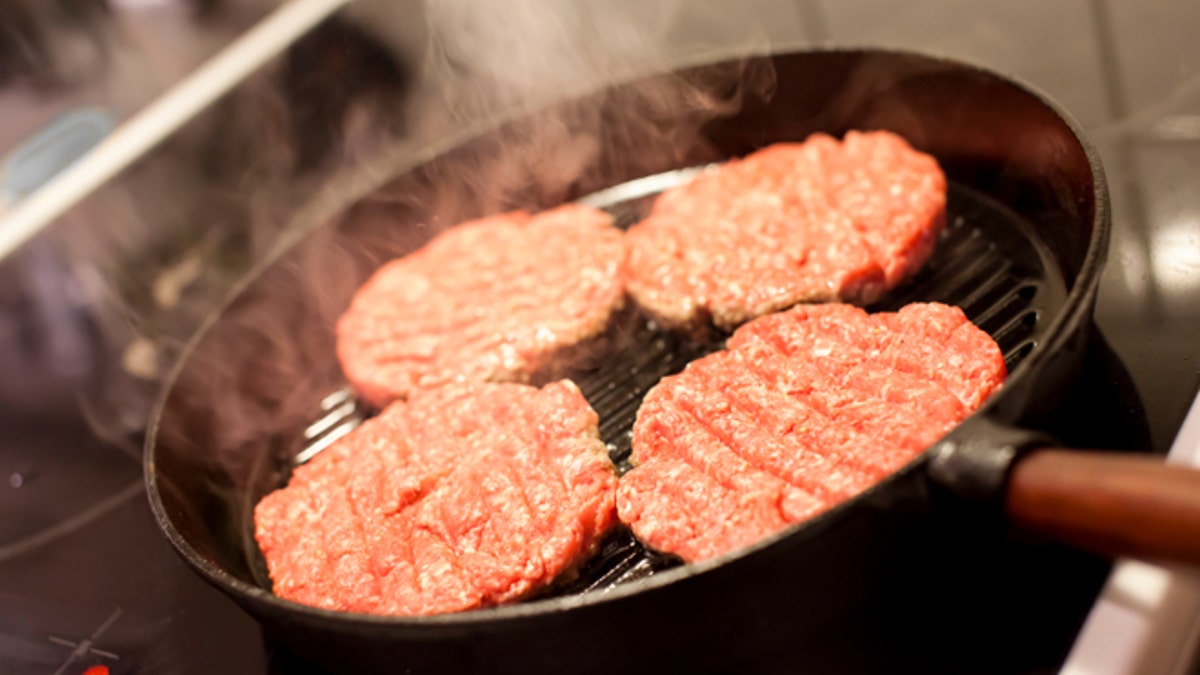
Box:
left=3, top=0, right=1199, bottom=453
left=1, top=1, right=1198, bottom=673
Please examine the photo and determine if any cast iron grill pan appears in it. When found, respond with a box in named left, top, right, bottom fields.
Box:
left=241, top=166, right=1067, bottom=603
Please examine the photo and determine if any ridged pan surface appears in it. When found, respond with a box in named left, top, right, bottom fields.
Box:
left=239, top=166, right=1067, bottom=600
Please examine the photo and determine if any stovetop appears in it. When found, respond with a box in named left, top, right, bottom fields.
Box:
left=2, top=1, right=1200, bottom=674
left=0, top=330, right=1152, bottom=675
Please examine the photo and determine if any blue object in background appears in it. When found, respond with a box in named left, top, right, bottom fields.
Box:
left=0, top=107, right=116, bottom=204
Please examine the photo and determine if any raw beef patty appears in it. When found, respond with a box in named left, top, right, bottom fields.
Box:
left=616, top=302, right=1005, bottom=563
left=337, top=203, right=626, bottom=408
left=254, top=380, right=619, bottom=616
left=625, top=131, right=947, bottom=329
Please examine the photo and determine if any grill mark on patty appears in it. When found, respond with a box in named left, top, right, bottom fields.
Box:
left=376, top=512, right=418, bottom=613
left=730, top=331, right=903, bottom=479
left=411, top=522, right=472, bottom=610
left=723, top=351, right=893, bottom=485
left=620, top=456, right=787, bottom=562
left=339, top=465, right=377, bottom=603
left=618, top=302, right=1005, bottom=564
left=628, top=449, right=826, bottom=562
left=664, top=363, right=865, bottom=501
left=324, top=491, right=378, bottom=610
left=634, top=403, right=826, bottom=543
left=472, top=460, right=538, bottom=601
left=744, top=313, right=968, bottom=473
left=257, top=381, right=618, bottom=615
left=525, top=401, right=582, bottom=503
left=632, top=398, right=798, bottom=515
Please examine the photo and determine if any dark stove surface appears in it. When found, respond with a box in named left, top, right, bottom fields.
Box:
left=3, top=1, right=1200, bottom=674
left=0, top=419, right=264, bottom=675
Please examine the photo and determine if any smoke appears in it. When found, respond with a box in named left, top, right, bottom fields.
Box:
left=392, top=0, right=778, bottom=142
left=7, top=0, right=783, bottom=523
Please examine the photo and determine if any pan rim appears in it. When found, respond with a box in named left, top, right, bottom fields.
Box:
left=143, top=44, right=1110, bottom=628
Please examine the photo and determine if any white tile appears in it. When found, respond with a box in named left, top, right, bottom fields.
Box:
left=818, top=0, right=1111, bottom=128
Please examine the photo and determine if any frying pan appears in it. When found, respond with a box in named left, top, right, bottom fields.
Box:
left=144, top=48, right=1196, bottom=674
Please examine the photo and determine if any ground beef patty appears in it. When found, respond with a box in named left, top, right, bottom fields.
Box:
left=337, top=204, right=626, bottom=409
left=254, top=380, right=619, bottom=616
left=625, top=131, right=947, bottom=329
left=617, top=302, right=1005, bottom=563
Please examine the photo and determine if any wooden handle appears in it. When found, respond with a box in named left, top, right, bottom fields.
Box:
left=1006, top=449, right=1200, bottom=566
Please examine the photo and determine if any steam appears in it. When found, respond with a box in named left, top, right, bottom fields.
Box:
left=12, top=1, right=782, bottom=495
left=402, top=0, right=776, bottom=142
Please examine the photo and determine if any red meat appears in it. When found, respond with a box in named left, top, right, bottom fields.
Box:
left=616, top=302, right=1006, bottom=563
left=624, top=131, right=947, bottom=329
left=336, top=204, right=626, bottom=408
left=254, top=380, right=619, bottom=616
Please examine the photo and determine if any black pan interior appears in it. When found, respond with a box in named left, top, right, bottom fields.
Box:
left=146, top=50, right=1101, bottom=629
left=232, top=165, right=1066, bottom=598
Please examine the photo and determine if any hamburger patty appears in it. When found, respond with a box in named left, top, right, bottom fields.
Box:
left=624, top=131, right=947, bottom=329
left=336, top=204, right=626, bottom=408
left=254, top=380, right=619, bottom=616
left=616, top=303, right=1006, bottom=563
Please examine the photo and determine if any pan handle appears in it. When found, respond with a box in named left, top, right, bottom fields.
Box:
left=1006, top=449, right=1200, bottom=566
